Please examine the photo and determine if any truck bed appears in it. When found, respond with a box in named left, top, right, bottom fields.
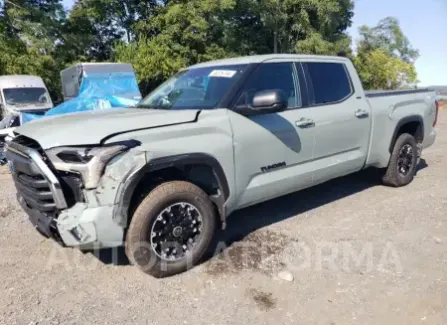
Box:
left=365, top=87, right=437, bottom=168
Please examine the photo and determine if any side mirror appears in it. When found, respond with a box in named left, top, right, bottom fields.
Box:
left=250, top=89, right=287, bottom=115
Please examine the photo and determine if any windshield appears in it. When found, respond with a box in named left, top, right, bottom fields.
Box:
left=3, top=87, right=50, bottom=106
left=137, top=64, right=248, bottom=110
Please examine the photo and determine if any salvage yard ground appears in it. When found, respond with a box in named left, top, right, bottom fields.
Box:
left=0, top=114, right=446, bottom=325
left=439, top=100, right=447, bottom=110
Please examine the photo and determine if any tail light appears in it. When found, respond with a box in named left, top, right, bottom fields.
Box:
left=433, top=100, right=439, bottom=127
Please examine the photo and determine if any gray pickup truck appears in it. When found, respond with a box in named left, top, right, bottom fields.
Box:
left=6, top=55, right=438, bottom=277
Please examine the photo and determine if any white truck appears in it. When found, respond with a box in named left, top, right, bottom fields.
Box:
left=6, top=54, right=438, bottom=277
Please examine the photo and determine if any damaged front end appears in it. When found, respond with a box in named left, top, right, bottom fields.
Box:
left=6, top=135, right=147, bottom=249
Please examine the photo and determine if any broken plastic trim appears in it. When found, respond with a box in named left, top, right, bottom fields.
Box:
left=46, top=140, right=140, bottom=189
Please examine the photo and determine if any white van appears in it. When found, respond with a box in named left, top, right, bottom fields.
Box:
left=0, top=75, right=53, bottom=120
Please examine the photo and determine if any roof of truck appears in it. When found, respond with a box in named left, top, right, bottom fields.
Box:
left=0, top=75, right=46, bottom=89
left=189, top=54, right=350, bottom=69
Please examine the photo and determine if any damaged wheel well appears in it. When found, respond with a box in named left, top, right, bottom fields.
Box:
left=113, top=153, right=229, bottom=233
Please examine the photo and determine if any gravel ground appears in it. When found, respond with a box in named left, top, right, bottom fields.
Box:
left=1, top=114, right=446, bottom=325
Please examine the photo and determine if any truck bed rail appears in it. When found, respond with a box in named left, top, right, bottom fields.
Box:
left=365, top=88, right=432, bottom=98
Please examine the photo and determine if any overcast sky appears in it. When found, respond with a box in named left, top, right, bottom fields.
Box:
left=62, top=0, right=446, bottom=86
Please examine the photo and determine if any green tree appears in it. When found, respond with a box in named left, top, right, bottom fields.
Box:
left=114, top=0, right=237, bottom=94
left=357, top=16, right=419, bottom=63
left=0, top=0, right=66, bottom=100
left=353, top=17, right=419, bottom=90
left=56, top=0, right=125, bottom=63
left=354, top=49, right=417, bottom=90
left=56, top=0, right=168, bottom=64
left=224, top=0, right=354, bottom=55
left=353, top=49, right=417, bottom=90
left=115, top=0, right=355, bottom=94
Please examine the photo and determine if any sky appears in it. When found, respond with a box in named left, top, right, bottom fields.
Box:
left=348, top=0, right=447, bottom=87
left=62, top=0, right=447, bottom=86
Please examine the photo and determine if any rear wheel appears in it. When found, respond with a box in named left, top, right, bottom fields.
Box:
left=125, top=181, right=216, bottom=277
left=382, top=133, right=418, bottom=187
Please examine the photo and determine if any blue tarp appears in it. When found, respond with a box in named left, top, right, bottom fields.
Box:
left=22, top=71, right=142, bottom=123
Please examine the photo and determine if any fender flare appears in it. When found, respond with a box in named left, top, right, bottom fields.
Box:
left=113, top=153, right=230, bottom=227
left=388, top=115, right=424, bottom=153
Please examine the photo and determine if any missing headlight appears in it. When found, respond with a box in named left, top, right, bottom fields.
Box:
left=46, top=141, right=140, bottom=189
left=57, top=149, right=93, bottom=163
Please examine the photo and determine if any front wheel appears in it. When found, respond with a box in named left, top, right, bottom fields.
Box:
left=382, top=133, right=418, bottom=187
left=125, top=181, right=216, bottom=277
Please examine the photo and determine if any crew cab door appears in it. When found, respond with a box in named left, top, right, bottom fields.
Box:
left=300, top=61, right=372, bottom=184
left=227, top=61, right=316, bottom=210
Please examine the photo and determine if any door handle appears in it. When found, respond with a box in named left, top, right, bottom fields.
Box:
left=355, top=109, right=369, bottom=118
left=295, top=118, right=315, bottom=128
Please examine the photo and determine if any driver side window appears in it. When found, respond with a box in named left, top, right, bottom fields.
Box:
left=235, top=62, right=301, bottom=109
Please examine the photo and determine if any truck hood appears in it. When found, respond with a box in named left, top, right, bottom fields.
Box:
left=15, top=108, right=199, bottom=149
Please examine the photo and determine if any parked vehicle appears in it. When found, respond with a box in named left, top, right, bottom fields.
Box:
left=0, top=75, right=53, bottom=163
left=6, top=54, right=438, bottom=277
left=0, top=75, right=53, bottom=121
left=60, top=62, right=141, bottom=101
left=22, top=63, right=141, bottom=123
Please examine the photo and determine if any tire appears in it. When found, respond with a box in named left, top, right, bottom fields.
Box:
left=382, top=133, right=418, bottom=187
left=125, top=181, right=216, bottom=277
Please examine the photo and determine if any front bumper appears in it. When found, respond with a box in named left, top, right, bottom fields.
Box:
left=18, top=193, right=62, bottom=241
left=56, top=202, right=124, bottom=249
left=18, top=193, right=125, bottom=249
left=7, top=137, right=127, bottom=250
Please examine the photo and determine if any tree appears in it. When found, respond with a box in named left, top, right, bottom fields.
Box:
left=226, top=0, right=354, bottom=55
left=353, top=17, right=419, bottom=90
left=354, top=49, right=417, bottom=90
left=0, top=0, right=66, bottom=99
left=55, top=0, right=125, bottom=63
left=114, top=0, right=355, bottom=94
left=114, top=0, right=238, bottom=94
left=357, top=17, right=419, bottom=63
left=1, top=0, right=65, bottom=49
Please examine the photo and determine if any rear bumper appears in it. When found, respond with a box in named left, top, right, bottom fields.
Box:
left=423, top=128, right=437, bottom=149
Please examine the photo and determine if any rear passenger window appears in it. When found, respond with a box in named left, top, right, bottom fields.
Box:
left=305, top=62, right=352, bottom=105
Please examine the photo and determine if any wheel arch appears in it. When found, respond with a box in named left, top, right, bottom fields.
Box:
left=389, top=115, right=424, bottom=153
left=113, top=153, right=230, bottom=230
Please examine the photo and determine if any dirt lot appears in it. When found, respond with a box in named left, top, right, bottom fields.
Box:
left=0, top=114, right=446, bottom=325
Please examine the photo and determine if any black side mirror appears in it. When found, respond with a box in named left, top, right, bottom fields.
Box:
left=250, top=89, right=287, bottom=115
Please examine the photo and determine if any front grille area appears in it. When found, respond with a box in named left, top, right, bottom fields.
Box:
left=7, top=136, right=58, bottom=213
left=15, top=172, right=56, bottom=212
left=7, top=135, right=84, bottom=215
